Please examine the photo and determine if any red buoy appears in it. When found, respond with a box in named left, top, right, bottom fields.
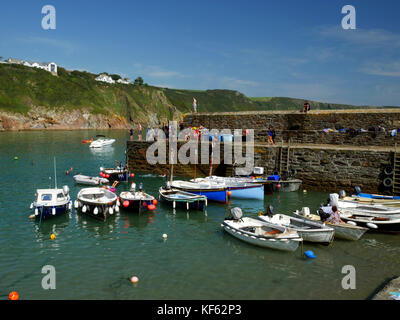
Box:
left=227, top=191, right=232, bottom=197
left=153, top=199, right=158, bottom=205
left=130, top=173, right=135, bottom=178
left=147, top=204, right=155, bottom=210
left=143, top=202, right=148, bottom=207
left=123, top=200, right=130, bottom=207
left=277, top=184, right=281, bottom=189
left=106, top=174, right=110, bottom=178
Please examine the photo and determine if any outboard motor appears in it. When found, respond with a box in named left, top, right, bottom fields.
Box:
left=130, top=182, right=136, bottom=193
left=266, top=205, right=275, bottom=217
left=230, top=207, right=243, bottom=221
left=301, top=207, right=310, bottom=217
left=63, top=185, right=70, bottom=195
left=165, top=181, right=171, bottom=190
left=339, top=190, right=346, bottom=199
left=354, top=186, right=362, bottom=195
left=329, top=193, right=339, bottom=207
left=139, top=183, right=143, bottom=192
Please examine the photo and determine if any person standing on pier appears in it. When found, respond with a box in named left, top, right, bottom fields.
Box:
left=303, top=101, right=310, bottom=113
left=138, top=123, right=142, bottom=141
left=129, top=128, right=134, bottom=141
left=267, top=126, right=275, bottom=145
left=193, top=97, right=197, bottom=113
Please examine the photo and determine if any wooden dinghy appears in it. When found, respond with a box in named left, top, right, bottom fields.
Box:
left=293, top=207, right=368, bottom=241
left=258, top=206, right=334, bottom=245
left=222, top=208, right=302, bottom=252
left=159, top=186, right=207, bottom=211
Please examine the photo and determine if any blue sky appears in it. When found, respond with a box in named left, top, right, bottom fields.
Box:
left=0, top=0, right=399, bottom=106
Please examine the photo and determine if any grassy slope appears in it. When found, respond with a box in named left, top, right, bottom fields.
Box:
left=0, top=63, right=395, bottom=120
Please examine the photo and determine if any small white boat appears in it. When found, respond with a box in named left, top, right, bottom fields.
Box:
left=73, top=174, right=109, bottom=186
left=119, top=183, right=156, bottom=213
left=222, top=208, right=302, bottom=252
left=258, top=206, right=334, bottom=245
left=89, top=135, right=116, bottom=148
left=159, top=184, right=207, bottom=211
left=294, top=207, right=368, bottom=241
left=30, top=186, right=71, bottom=220
left=75, top=187, right=118, bottom=221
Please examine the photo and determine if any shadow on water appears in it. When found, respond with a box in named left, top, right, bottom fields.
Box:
left=31, top=211, right=71, bottom=238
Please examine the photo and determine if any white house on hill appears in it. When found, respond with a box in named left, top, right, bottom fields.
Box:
left=7, top=58, right=57, bottom=75
left=117, top=78, right=130, bottom=84
left=95, top=74, right=115, bottom=84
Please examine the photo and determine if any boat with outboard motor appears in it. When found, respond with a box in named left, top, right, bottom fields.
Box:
left=258, top=206, right=334, bottom=245
left=99, top=162, right=131, bottom=182
left=338, top=186, right=400, bottom=207
left=29, top=158, right=72, bottom=220
left=159, top=182, right=208, bottom=211
left=119, top=182, right=156, bottom=213
left=293, top=207, right=368, bottom=241
left=221, top=207, right=302, bottom=252
left=75, top=187, right=118, bottom=221
left=73, top=174, right=109, bottom=186
left=89, top=135, right=115, bottom=148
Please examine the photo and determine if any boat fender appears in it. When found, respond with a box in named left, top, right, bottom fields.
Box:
left=74, top=200, right=79, bottom=209
left=94, top=207, right=99, bottom=215
left=109, top=207, right=114, bottom=215
left=117, top=199, right=120, bottom=207
left=304, top=250, right=316, bottom=259
left=68, top=201, right=72, bottom=210
left=82, top=205, right=87, bottom=213
left=346, top=221, right=357, bottom=226
left=30, top=203, right=33, bottom=209
left=52, top=207, right=56, bottom=215
left=115, top=205, right=120, bottom=213
left=366, top=222, right=378, bottom=229
left=35, top=208, right=39, bottom=216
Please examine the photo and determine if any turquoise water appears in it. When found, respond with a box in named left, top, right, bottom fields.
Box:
left=0, top=130, right=399, bottom=300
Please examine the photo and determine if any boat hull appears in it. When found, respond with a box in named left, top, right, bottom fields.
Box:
left=340, top=216, right=400, bottom=234
left=77, top=201, right=117, bottom=221
left=228, top=185, right=264, bottom=200
left=119, top=197, right=154, bottom=213
left=159, top=188, right=207, bottom=211
left=33, top=204, right=70, bottom=220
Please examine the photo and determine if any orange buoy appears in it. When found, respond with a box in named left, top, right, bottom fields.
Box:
left=9, top=291, right=19, bottom=300
left=130, top=276, right=139, bottom=284
left=227, top=191, right=232, bottom=197
left=147, top=204, right=155, bottom=210
left=123, top=200, right=130, bottom=207
left=50, top=234, right=56, bottom=240
left=153, top=199, right=158, bottom=205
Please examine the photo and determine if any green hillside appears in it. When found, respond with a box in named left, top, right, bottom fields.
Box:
left=0, top=62, right=395, bottom=124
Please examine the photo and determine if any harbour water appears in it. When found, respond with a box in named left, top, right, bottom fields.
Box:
left=0, top=130, right=399, bottom=300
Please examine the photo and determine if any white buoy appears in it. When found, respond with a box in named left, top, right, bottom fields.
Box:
left=366, top=222, right=378, bottom=229
left=35, top=208, right=39, bottom=216
left=162, top=233, right=167, bottom=240
left=94, top=207, right=98, bottom=215
left=52, top=207, right=56, bottom=215
left=109, top=207, right=114, bottom=215
left=82, top=205, right=87, bottom=213
left=303, top=189, right=307, bottom=193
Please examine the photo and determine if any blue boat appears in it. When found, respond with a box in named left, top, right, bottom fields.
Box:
left=30, top=186, right=72, bottom=220
left=171, top=180, right=228, bottom=203
left=192, top=177, right=264, bottom=200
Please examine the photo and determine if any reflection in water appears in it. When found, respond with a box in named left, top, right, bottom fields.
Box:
left=32, top=211, right=71, bottom=238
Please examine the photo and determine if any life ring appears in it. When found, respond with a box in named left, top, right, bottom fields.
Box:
left=383, top=166, right=394, bottom=176
left=383, top=177, right=393, bottom=188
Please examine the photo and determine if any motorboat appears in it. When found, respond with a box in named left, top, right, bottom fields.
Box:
left=159, top=183, right=208, bottom=211
left=100, top=162, right=131, bottom=182
left=89, top=135, right=116, bottom=148
left=339, top=211, right=400, bottom=234
left=192, top=176, right=264, bottom=200
left=221, top=207, right=302, bottom=252
left=119, top=183, right=156, bottom=213
left=258, top=206, right=334, bottom=245
left=29, top=157, right=72, bottom=220
left=30, top=186, right=71, bottom=220
left=73, top=174, right=109, bottom=186
left=171, top=180, right=227, bottom=203
left=337, top=186, right=400, bottom=207
left=293, top=207, right=368, bottom=241
left=75, top=187, right=118, bottom=221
